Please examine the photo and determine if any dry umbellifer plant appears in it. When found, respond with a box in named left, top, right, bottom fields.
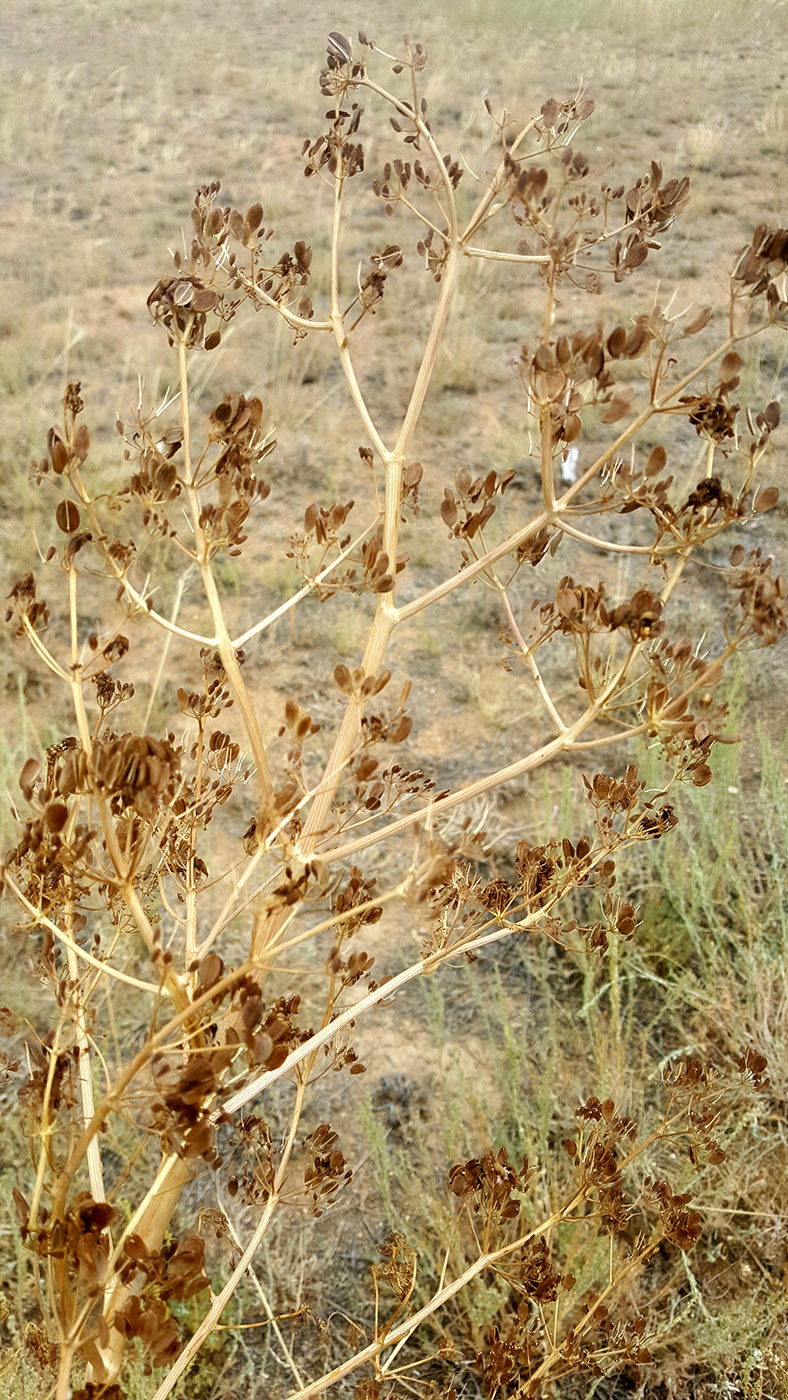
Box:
left=1, top=28, right=786, bottom=1400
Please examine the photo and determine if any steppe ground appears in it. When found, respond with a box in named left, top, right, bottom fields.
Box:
left=1, top=1, right=787, bottom=1397
left=2, top=0, right=787, bottom=777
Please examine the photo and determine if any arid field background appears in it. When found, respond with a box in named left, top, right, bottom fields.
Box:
left=1, top=0, right=788, bottom=1396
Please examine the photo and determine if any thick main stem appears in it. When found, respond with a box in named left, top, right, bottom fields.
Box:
left=149, top=1079, right=308, bottom=1400
left=297, top=222, right=465, bottom=856
left=88, top=1156, right=196, bottom=1383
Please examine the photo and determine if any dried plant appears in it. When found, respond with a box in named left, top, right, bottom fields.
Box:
left=1, top=30, right=786, bottom=1400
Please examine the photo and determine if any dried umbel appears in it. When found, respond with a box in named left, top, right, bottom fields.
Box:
left=1, top=28, right=785, bottom=1400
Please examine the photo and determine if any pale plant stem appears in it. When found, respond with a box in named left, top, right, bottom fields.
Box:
left=185, top=726, right=202, bottom=970
left=55, top=1346, right=76, bottom=1400
left=283, top=1098, right=682, bottom=1400
left=221, top=883, right=558, bottom=1119
left=466, top=246, right=550, bottom=263
left=395, top=231, right=463, bottom=462
left=298, top=240, right=465, bottom=851
left=28, top=1025, right=65, bottom=1236
left=70, top=465, right=215, bottom=645
left=247, top=898, right=300, bottom=984
left=65, top=571, right=123, bottom=1204
left=557, top=519, right=660, bottom=554
left=379, top=1326, right=414, bottom=1376
left=223, top=1213, right=305, bottom=1388
left=282, top=1191, right=587, bottom=1400
left=232, top=517, right=381, bottom=648
left=176, top=333, right=274, bottom=810
left=397, top=333, right=738, bottom=624
left=65, top=572, right=187, bottom=1002
left=143, top=569, right=190, bottom=728
left=67, top=563, right=93, bottom=759
left=526, top=1244, right=659, bottom=1390
left=542, top=263, right=557, bottom=341
left=90, top=1155, right=196, bottom=1383
left=566, top=728, right=646, bottom=751
left=394, top=193, right=444, bottom=237
left=329, top=325, right=390, bottom=460
left=150, top=1078, right=308, bottom=1400
left=64, top=911, right=105, bottom=1205
left=540, top=406, right=557, bottom=510
left=244, top=273, right=332, bottom=332
left=22, top=617, right=70, bottom=681
left=185, top=886, right=197, bottom=969
left=462, top=119, right=538, bottom=243
left=497, top=580, right=566, bottom=731
left=310, top=676, right=625, bottom=866
left=327, top=158, right=390, bottom=527
left=328, top=172, right=389, bottom=461
left=102, top=1151, right=181, bottom=1278
left=360, top=76, right=460, bottom=241
left=395, top=503, right=551, bottom=621
left=3, top=873, right=159, bottom=992
left=124, top=588, right=214, bottom=645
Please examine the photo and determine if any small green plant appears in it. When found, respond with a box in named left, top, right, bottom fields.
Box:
left=1, top=29, right=786, bottom=1400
